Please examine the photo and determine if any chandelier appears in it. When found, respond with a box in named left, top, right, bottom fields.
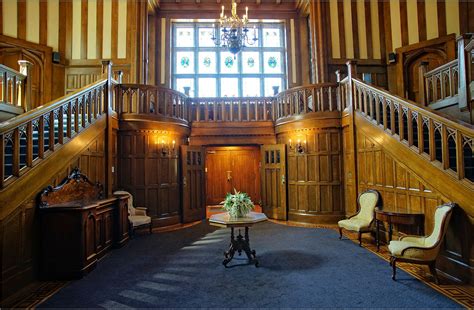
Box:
left=211, top=0, right=257, bottom=57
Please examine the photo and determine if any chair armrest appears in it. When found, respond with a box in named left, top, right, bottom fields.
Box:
left=135, top=207, right=148, bottom=216
left=399, top=234, right=426, bottom=241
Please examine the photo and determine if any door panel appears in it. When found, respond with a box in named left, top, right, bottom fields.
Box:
left=205, top=147, right=261, bottom=205
left=261, top=144, right=287, bottom=220
left=181, top=146, right=206, bottom=223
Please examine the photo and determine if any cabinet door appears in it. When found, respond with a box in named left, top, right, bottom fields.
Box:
left=84, top=211, right=97, bottom=266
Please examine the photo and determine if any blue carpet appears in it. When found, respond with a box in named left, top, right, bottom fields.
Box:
left=39, top=221, right=461, bottom=308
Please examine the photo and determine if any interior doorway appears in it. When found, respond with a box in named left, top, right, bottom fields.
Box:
left=205, top=146, right=261, bottom=206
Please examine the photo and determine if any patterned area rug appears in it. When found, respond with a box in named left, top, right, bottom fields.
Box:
left=34, top=221, right=466, bottom=308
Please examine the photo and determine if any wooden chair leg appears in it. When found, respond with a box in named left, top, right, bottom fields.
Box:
left=358, top=232, right=362, bottom=246
left=429, top=262, right=439, bottom=284
left=391, top=257, right=397, bottom=280
left=339, top=227, right=343, bottom=239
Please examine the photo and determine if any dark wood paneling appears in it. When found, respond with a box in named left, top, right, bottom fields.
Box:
left=337, top=0, right=346, bottom=59
left=417, top=0, right=427, bottom=42
left=437, top=0, right=447, bottom=37
left=351, top=1, right=359, bottom=59
left=365, top=0, right=373, bottom=60
left=39, top=1, right=48, bottom=45
left=17, top=1, right=26, bottom=40
left=111, top=0, right=118, bottom=60
left=118, top=130, right=184, bottom=226
left=81, top=0, right=88, bottom=60
left=277, top=126, right=344, bottom=224
left=400, top=0, right=409, bottom=47
left=96, top=0, right=103, bottom=60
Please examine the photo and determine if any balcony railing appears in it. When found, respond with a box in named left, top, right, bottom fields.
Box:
left=0, top=64, right=27, bottom=111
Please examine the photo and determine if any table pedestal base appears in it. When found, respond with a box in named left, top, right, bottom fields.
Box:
left=223, top=227, right=259, bottom=267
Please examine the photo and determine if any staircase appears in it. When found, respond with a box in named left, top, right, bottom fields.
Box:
left=0, top=78, right=109, bottom=188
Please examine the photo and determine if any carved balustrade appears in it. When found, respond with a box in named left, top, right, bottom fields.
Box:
left=424, top=60, right=459, bottom=106
left=274, top=83, right=340, bottom=118
left=353, top=78, right=474, bottom=183
left=116, top=84, right=188, bottom=121
left=0, top=79, right=109, bottom=187
left=0, top=64, right=27, bottom=111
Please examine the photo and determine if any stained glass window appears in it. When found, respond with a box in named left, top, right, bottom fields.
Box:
left=198, top=52, right=216, bottom=74
left=176, top=27, right=194, bottom=47
left=263, top=28, right=281, bottom=47
left=176, top=51, right=194, bottom=74
left=172, top=21, right=286, bottom=97
left=264, top=52, right=282, bottom=74
left=242, top=52, right=260, bottom=74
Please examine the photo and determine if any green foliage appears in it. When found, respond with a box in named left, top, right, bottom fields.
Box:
left=220, top=189, right=255, bottom=218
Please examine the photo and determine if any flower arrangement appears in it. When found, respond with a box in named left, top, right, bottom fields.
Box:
left=221, top=189, right=255, bottom=218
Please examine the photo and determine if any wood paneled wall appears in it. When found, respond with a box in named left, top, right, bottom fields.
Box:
left=0, top=0, right=130, bottom=61
left=0, top=130, right=107, bottom=304
left=276, top=116, right=344, bottom=224
left=118, top=129, right=187, bottom=227
left=350, top=117, right=473, bottom=284
left=326, top=0, right=463, bottom=62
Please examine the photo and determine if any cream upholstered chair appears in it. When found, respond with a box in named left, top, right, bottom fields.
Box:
left=113, top=190, right=152, bottom=236
left=338, top=190, right=380, bottom=246
left=388, top=203, right=455, bottom=283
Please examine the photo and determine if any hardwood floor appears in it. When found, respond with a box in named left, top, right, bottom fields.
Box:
left=10, top=220, right=473, bottom=309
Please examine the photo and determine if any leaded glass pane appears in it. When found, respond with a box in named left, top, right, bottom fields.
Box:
left=243, top=78, right=261, bottom=97
left=176, top=51, right=195, bottom=74
left=176, top=78, right=195, bottom=97
left=263, top=27, right=281, bottom=47
left=242, top=52, right=260, bottom=74
left=220, top=52, right=238, bottom=74
left=264, top=52, right=282, bottom=74
left=198, top=78, right=217, bottom=97
left=198, top=52, right=216, bottom=74
left=264, top=78, right=282, bottom=97
left=221, top=78, right=239, bottom=97
left=176, top=27, right=194, bottom=47
left=199, top=27, right=216, bottom=47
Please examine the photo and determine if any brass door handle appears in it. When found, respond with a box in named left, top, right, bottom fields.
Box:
left=226, top=171, right=232, bottom=182
left=281, top=175, right=285, bottom=184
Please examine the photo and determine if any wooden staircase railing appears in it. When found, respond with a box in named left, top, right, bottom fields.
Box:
left=189, top=97, right=275, bottom=122
left=274, top=83, right=340, bottom=118
left=350, top=76, right=474, bottom=184
left=419, top=34, right=474, bottom=122
left=0, top=62, right=31, bottom=112
left=0, top=78, right=110, bottom=188
left=115, top=84, right=188, bottom=121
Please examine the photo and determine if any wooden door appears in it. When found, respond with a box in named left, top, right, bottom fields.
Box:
left=181, top=146, right=206, bottom=223
left=205, top=147, right=260, bottom=205
left=260, top=144, right=287, bottom=220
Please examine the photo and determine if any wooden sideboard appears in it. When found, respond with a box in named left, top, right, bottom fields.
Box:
left=38, top=169, right=129, bottom=280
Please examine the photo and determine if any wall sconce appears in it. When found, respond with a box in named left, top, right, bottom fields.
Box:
left=160, top=138, right=176, bottom=157
left=289, top=138, right=306, bottom=154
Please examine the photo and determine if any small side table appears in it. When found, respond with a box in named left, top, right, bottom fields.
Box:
left=209, top=212, right=268, bottom=267
left=375, top=209, right=424, bottom=250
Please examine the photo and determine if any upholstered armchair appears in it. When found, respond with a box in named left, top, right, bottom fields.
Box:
left=113, top=191, right=152, bottom=236
left=338, top=190, right=380, bottom=246
left=388, top=203, right=455, bottom=283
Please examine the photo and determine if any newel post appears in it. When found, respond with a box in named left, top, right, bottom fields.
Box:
left=335, top=70, right=342, bottom=110
left=116, top=70, right=123, bottom=84
left=102, top=60, right=114, bottom=197
left=457, top=34, right=470, bottom=111
left=346, top=60, right=359, bottom=208
left=346, top=60, right=357, bottom=113
left=418, top=61, right=429, bottom=106
left=18, top=60, right=33, bottom=111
